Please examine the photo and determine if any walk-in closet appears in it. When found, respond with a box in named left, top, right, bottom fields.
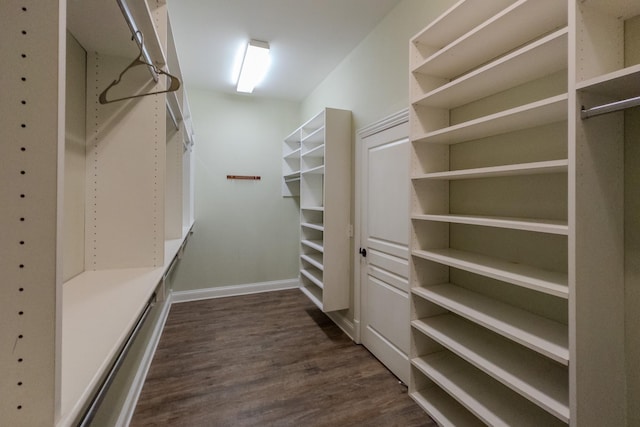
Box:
left=0, top=1, right=637, bottom=426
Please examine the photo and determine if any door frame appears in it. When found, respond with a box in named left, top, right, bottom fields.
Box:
left=354, top=108, right=409, bottom=344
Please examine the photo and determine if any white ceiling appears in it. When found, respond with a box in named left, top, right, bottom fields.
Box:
left=167, top=0, right=403, bottom=100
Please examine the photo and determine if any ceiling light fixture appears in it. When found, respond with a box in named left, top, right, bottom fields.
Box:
left=236, top=39, right=270, bottom=93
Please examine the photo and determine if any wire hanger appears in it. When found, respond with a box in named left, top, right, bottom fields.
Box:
left=99, top=31, right=181, bottom=104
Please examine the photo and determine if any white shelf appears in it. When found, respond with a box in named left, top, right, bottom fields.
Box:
left=413, top=314, right=569, bottom=421
left=412, top=214, right=568, bottom=235
left=283, top=147, right=301, bottom=159
left=411, top=0, right=514, bottom=54
left=412, top=352, right=567, bottom=427
left=412, top=248, right=569, bottom=298
left=412, top=94, right=568, bottom=145
left=284, top=171, right=301, bottom=182
left=301, top=126, right=325, bottom=146
left=412, top=0, right=567, bottom=79
left=301, top=206, right=324, bottom=212
left=301, top=111, right=325, bottom=134
left=302, top=222, right=324, bottom=232
left=413, top=28, right=568, bottom=108
left=577, top=64, right=640, bottom=99
left=60, top=267, right=160, bottom=424
left=301, top=267, right=324, bottom=289
left=301, top=239, right=324, bottom=253
left=301, top=144, right=325, bottom=158
left=412, top=284, right=569, bottom=364
left=301, top=165, right=325, bottom=175
left=410, top=385, right=485, bottom=427
left=412, top=159, right=568, bottom=181
left=301, top=253, right=324, bottom=271
left=294, top=108, right=350, bottom=312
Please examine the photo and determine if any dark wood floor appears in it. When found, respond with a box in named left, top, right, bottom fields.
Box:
left=130, top=289, right=435, bottom=426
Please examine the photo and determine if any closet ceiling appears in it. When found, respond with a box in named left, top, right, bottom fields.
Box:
left=167, top=0, right=403, bottom=100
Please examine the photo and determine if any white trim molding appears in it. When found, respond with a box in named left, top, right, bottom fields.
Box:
left=171, top=278, right=300, bottom=303
left=327, top=311, right=357, bottom=341
left=357, top=108, right=409, bottom=139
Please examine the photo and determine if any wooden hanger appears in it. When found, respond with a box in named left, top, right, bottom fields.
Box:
left=99, top=31, right=181, bottom=104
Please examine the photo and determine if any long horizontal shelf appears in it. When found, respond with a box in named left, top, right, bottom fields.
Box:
left=410, top=385, right=485, bottom=427
left=413, top=314, right=569, bottom=421
left=301, top=144, right=325, bottom=158
left=412, top=214, right=568, bottom=235
left=302, top=222, right=324, bottom=232
left=577, top=64, right=640, bottom=100
left=412, top=284, right=569, bottom=364
left=301, top=239, right=324, bottom=253
left=412, top=352, right=567, bottom=426
left=413, top=0, right=567, bottom=78
left=412, top=248, right=568, bottom=298
left=301, top=253, right=324, bottom=271
left=411, top=0, right=513, bottom=55
left=301, top=165, right=325, bottom=175
left=301, top=267, right=324, bottom=289
left=61, top=267, right=160, bottom=425
left=412, top=94, right=568, bottom=145
left=412, top=159, right=568, bottom=181
left=300, top=283, right=323, bottom=310
left=413, top=28, right=568, bottom=109
left=60, top=226, right=192, bottom=424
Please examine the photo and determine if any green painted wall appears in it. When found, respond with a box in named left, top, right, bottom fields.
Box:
left=172, top=91, right=301, bottom=291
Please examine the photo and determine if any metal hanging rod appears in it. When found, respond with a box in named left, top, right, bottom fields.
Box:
left=581, top=95, right=640, bottom=119
left=116, top=0, right=159, bottom=82
left=166, top=102, right=179, bottom=130
left=78, top=294, right=156, bottom=427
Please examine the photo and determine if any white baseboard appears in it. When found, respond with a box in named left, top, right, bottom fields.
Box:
left=115, top=294, right=173, bottom=427
left=327, top=311, right=356, bottom=341
left=171, top=278, right=300, bottom=303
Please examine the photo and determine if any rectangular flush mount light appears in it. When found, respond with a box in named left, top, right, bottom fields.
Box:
left=236, top=40, right=270, bottom=93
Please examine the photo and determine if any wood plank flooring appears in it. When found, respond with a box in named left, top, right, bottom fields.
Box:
left=130, top=289, right=435, bottom=426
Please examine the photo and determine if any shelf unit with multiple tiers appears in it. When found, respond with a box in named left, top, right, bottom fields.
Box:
left=0, top=1, right=195, bottom=426
left=283, top=108, right=352, bottom=312
left=409, top=0, right=639, bottom=425
left=408, top=0, right=570, bottom=425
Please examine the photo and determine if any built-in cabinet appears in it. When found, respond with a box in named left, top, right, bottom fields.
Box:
left=408, top=0, right=638, bottom=425
left=283, top=108, right=352, bottom=312
left=0, top=1, right=194, bottom=426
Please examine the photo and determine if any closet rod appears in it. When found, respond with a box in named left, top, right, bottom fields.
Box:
left=166, top=102, right=179, bottom=130
left=116, top=0, right=159, bottom=82
left=77, top=294, right=155, bottom=427
left=581, top=95, right=640, bottom=119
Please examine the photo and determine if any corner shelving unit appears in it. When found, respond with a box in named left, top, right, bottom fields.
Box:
left=0, top=1, right=195, bottom=426
left=409, top=0, right=640, bottom=426
left=408, top=0, right=570, bottom=425
left=284, top=108, right=352, bottom=312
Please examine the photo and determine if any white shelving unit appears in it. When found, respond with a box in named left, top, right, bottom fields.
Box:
left=284, top=108, right=352, bottom=312
left=0, top=1, right=195, bottom=426
left=409, top=0, right=571, bottom=425
left=409, top=1, right=639, bottom=426
left=572, top=1, right=640, bottom=426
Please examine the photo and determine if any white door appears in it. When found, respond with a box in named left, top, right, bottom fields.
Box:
left=358, top=117, right=410, bottom=384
